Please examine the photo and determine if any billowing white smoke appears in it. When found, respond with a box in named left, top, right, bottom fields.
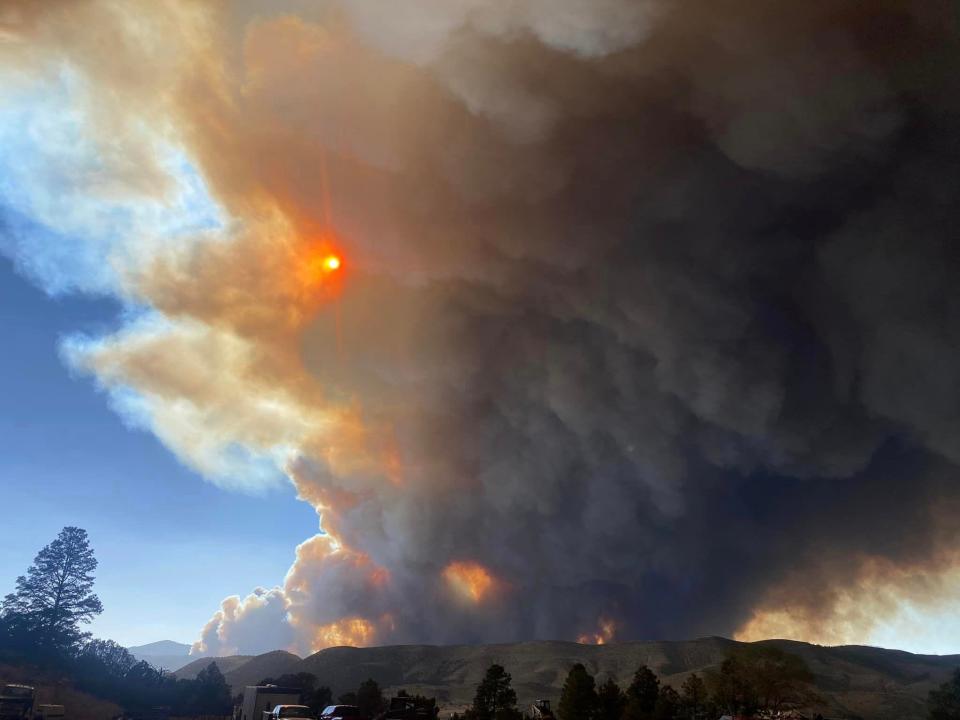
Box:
left=194, top=588, right=295, bottom=657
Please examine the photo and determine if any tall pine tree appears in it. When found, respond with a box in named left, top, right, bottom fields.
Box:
left=623, top=665, right=660, bottom=720
left=1, top=526, right=103, bottom=653
left=597, top=678, right=626, bottom=720
left=680, top=673, right=708, bottom=720
left=557, top=664, right=598, bottom=720
left=472, top=664, right=520, bottom=720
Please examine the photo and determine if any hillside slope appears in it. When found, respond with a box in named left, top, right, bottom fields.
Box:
left=0, top=663, right=121, bottom=720
left=179, top=639, right=960, bottom=720
left=217, top=651, right=304, bottom=688
left=297, top=638, right=737, bottom=706
left=176, top=650, right=303, bottom=687
left=175, top=654, right=256, bottom=679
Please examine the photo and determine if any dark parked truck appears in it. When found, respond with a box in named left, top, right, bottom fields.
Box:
left=0, top=685, right=35, bottom=720
left=268, top=706, right=315, bottom=720
left=384, top=696, right=437, bottom=720
left=34, top=705, right=64, bottom=720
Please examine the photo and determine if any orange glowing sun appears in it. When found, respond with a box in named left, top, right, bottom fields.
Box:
left=297, top=249, right=344, bottom=290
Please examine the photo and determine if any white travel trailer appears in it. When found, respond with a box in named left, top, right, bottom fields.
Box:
left=240, top=686, right=301, bottom=720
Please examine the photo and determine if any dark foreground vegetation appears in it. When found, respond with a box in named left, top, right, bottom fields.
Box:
left=4, top=527, right=960, bottom=720
left=0, top=527, right=233, bottom=717
left=451, top=655, right=813, bottom=720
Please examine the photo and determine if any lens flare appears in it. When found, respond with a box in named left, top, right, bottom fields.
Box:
left=443, top=560, right=495, bottom=603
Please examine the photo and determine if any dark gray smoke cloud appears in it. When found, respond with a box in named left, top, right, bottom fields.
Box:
left=13, top=0, right=960, bottom=651
left=298, top=0, right=960, bottom=646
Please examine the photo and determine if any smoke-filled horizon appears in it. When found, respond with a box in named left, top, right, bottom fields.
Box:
left=4, top=0, right=960, bottom=656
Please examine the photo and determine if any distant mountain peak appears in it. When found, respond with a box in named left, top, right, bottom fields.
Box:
left=127, top=641, right=194, bottom=672
left=127, top=640, right=192, bottom=655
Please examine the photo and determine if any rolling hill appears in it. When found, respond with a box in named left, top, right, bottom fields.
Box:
left=175, top=653, right=260, bottom=679
left=174, top=638, right=960, bottom=720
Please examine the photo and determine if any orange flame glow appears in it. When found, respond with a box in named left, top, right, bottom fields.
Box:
left=312, top=616, right=376, bottom=650
left=443, top=560, right=495, bottom=603
left=577, top=617, right=617, bottom=645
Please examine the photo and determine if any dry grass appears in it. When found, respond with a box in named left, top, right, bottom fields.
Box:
left=0, top=663, right=122, bottom=720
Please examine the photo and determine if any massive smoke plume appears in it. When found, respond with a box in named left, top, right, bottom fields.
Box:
left=5, top=0, right=960, bottom=654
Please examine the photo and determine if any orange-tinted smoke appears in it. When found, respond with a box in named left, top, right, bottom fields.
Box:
left=312, top=616, right=377, bottom=650
left=577, top=617, right=617, bottom=645
left=443, top=561, right=496, bottom=603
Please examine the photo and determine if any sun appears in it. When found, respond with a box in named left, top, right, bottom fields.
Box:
left=297, top=248, right=344, bottom=290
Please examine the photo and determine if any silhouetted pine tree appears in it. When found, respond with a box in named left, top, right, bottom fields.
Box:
left=1, top=526, right=103, bottom=655
left=557, top=664, right=598, bottom=720
left=623, top=665, right=660, bottom=720
left=596, top=678, right=626, bottom=720
left=472, top=664, right=520, bottom=720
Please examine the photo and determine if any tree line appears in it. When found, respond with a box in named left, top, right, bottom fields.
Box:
left=0, top=527, right=234, bottom=717
left=452, top=651, right=815, bottom=720
left=6, top=527, right=960, bottom=720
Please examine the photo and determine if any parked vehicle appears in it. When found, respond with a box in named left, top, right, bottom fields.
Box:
left=268, top=706, right=314, bottom=720
left=0, top=685, right=35, bottom=720
left=319, top=705, right=361, bottom=720
left=240, top=686, right=301, bottom=720
left=383, top=696, right=437, bottom=720
left=34, top=705, right=64, bottom=720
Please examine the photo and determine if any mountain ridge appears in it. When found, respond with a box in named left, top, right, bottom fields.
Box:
left=174, top=637, right=960, bottom=720
left=127, top=640, right=193, bottom=672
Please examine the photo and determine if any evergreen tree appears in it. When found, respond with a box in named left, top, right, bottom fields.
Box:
left=652, top=686, right=679, bottom=720
left=358, top=678, right=385, bottom=718
left=708, top=654, right=754, bottom=717
left=193, top=662, right=232, bottom=715
left=557, top=664, right=598, bottom=720
left=751, top=646, right=815, bottom=711
left=0, top=611, right=35, bottom=660
left=679, top=674, right=707, bottom=720
left=308, top=686, right=333, bottom=715
left=707, top=646, right=813, bottom=716
left=80, top=639, right=137, bottom=678
left=1, top=527, right=103, bottom=653
left=623, top=665, right=660, bottom=720
left=596, top=678, right=626, bottom=720
left=930, top=668, right=960, bottom=720
left=472, top=664, right=520, bottom=720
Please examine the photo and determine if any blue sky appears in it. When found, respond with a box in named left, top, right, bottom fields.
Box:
left=0, top=255, right=318, bottom=646
left=0, top=62, right=322, bottom=648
